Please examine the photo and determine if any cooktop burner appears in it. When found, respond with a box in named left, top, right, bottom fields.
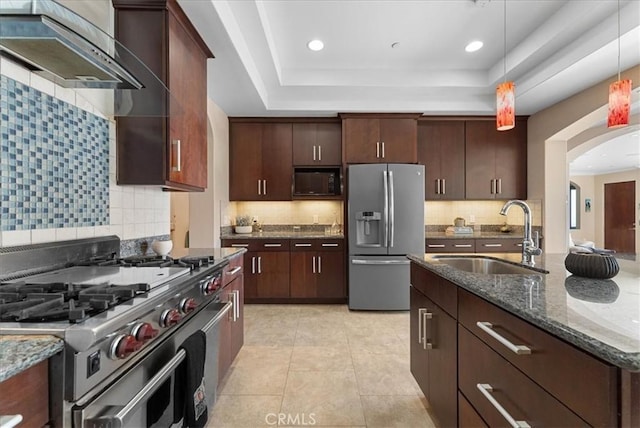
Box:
left=73, top=254, right=216, bottom=269
left=0, top=266, right=190, bottom=323
left=0, top=280, right=152, bottom=322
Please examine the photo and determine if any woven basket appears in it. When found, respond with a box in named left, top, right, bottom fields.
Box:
left=564, top=252, right=619, bottom=279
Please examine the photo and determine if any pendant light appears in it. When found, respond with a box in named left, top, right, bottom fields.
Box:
left=496, top=0, right=515, bottom=131
left=607, top=0, right=632, bottom=128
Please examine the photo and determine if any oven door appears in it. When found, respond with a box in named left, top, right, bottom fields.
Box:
left=72, top=300, right=232, bottom=428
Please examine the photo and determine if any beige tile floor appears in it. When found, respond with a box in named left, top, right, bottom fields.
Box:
left=207, top=304, right=438, bottom=428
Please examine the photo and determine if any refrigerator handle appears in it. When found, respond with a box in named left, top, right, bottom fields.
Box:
left=388, top=170, right=395, bottom=248
left=383, top=170, right=389, bottom=248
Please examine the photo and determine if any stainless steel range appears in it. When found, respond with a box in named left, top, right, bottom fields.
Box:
left=0, top=236, right=231, bottom=428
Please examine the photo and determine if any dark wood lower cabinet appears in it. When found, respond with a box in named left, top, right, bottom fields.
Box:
left=409, top=285, right=457, bottom=427
left=458, top=391, right=487, bottom=428
left=0, top=358, right=50, bottom=427
left=290, top=240, right=345, bottom=300
left=459, top=326, right=587, bottom=427
left=218, top=254, right=244, bottom=384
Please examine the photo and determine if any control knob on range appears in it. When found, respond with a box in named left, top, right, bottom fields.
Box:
left=131, top=322, right=158, bottom=342
left=179, top=297, right=198, bottom=314
left=201, top=274, right=222, bottom=295
left=159, top=308, right=182, bottom=328
left=109, top=334, right=142, bottom=360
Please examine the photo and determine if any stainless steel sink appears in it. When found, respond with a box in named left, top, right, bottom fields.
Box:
left=432, top=256, right=546, bottom=275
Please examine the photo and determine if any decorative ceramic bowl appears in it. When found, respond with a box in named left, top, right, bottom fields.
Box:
left=564, top=252, right=619, bottom=279
left=235, top=225, right=253, bottom=234
left=151, top=239, right=173, bottom=256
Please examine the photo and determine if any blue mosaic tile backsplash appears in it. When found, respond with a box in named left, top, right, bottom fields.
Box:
left=0, top=75, right=110, bottom=231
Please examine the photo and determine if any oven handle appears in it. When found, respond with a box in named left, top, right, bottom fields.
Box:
left=85, top=349, right=186, bottom=428
left=202, top=301, right=233, bottom=334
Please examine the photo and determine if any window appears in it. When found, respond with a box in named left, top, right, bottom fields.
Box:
left=569, top=182, right=580, bottom=229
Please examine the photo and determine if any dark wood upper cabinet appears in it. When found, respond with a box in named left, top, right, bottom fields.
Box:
left=465, top=119, right=527, bottom=200
left=229, top=121, right=293, bottom=201
left=113, top=0, right=213, bottom=191
left=418, top=121, right=465, bottom=200
left=342, top=114, right=419, bottom=164
left=293, top=122, right=342, bottom=165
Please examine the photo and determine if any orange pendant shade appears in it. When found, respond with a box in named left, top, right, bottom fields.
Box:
left=496, top=81, right=515, bottom=131
left=607, top=79, right=632, bottom=128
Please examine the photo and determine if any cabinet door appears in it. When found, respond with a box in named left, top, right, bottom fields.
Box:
left=343, top=118, right=380, bottom=163
left=418, top=121, right=465, bottom=200
left=378, top=118, right=417, bottom=163
left=293, top=123, right=342, bottom=165
left=465, top=121, right=497, bottom=199
left=316, top=251, right=345, bottom=298
left=0, top=359, right=49, bottom=428
left=243, top=251, right=258, bottom=299
left=168, top=12, right=207, bottom=188
left=230, top=123, right=263, bottom=200
left=229, top=274, right=244, bottom=363
left=410, top=286, right=430, bottom=398
left=426, top=295, right=458, bottom=428
left=495, top=120, right=527, bottom=199
left=262, top=123, right=293, bottom=200
left=217, top=286, right=233, bottom=384
left=290, top=251, right=316, bottom=298
left=256, top=251, right=290, bottom=298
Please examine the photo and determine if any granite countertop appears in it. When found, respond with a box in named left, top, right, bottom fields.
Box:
left=0, top=335, right=64, bottom=382
left=407, top=252, right=640, bottom=371
left=221, top=231, right=345, bottom=240
left=0, top=248, right=246, bottom=383
left=426, top=231, right=525, bottom=239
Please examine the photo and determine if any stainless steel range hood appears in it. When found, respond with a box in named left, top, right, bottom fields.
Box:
left=0, top=14, right=142, bottom=89
left=0, top=0, right=177, bottom=117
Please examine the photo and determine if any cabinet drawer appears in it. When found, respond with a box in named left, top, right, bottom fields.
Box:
left=222, top=239, right=290, bottom=252
left=0, top=359, right=49, bottom=428
left=459, top=391, right=487, bottom=428
left=458, top=289, right=617, bottom=427
left=475, top=238, right=520, bottom=253
left=459, top=325, right=587, bottom=427
left=409, top=263, right=457, bottom=318
left=223, top=253, right=244, bottom=286
left=290, top=239, right=344, bottom=252
left=425, top=239, right=475, bottom=253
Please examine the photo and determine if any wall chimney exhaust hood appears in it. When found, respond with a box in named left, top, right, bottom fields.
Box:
left=0, top=0, right=176, bottom=117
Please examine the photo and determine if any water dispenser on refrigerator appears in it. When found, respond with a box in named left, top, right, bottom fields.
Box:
left=355, top=211, right=382, bottom=247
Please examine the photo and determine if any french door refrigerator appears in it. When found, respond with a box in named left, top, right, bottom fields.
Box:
left=348, top=163, right=425, bottom=310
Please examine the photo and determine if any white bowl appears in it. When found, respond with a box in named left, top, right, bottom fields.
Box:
left=235, top=225, right=253, bottom=234
left=151, top=239, right=173, bottom=256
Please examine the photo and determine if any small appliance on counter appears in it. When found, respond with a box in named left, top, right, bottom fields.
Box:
left=445, top=226, right=474, bottom=235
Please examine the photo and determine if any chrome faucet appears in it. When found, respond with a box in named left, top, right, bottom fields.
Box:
left=500, top=200, right=542, bottom=266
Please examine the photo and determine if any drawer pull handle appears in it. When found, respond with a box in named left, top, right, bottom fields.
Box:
left=295, top=243, right=312, bottom=247
left=231, top=244, right=249, bottom=247
left=483, top=243, right=503, bottom=247
left=454, top=244, right=473, bottom=248
left=227, top=266, right=242, bottom=275
left=476, top=322, right=531, bottom=355
left=321, top=243, right=339, bottom=247
left=477, top=384, right=531, bottom=428
left=263, top=243, right=282, bottom=247
left=428, top=244, right=446, bottom=248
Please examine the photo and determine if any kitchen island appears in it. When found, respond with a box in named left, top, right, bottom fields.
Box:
left=408, top=252, right=639, bottom=427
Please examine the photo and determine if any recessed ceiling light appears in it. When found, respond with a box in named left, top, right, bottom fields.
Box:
left=307, top=39, right=324, bottom=51
left=465, top=40, right=484, bottom=53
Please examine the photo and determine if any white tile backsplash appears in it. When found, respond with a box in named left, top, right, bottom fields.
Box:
left=1, top=58, right=171, bottom=247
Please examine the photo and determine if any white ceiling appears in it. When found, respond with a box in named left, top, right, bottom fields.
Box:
left=176, top=0, right=640, bottom=175
left=570, top=130, right=640, bottom=175
left=178, top=0, right=640, bottom=118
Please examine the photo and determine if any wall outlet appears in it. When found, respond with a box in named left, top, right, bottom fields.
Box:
left=469, top=214, right=476, bottom=223
left=313, top=215, right=319, bottom=224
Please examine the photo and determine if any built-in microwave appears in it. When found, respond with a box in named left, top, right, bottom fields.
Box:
left=293, top=167, right=342, bottom=197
